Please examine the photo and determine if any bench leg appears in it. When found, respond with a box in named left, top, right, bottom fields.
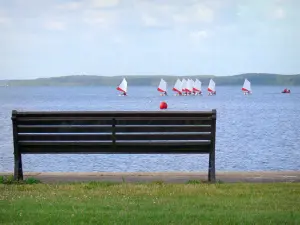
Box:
left=14, top=152, right=23, bottom=180
left=208, top=152, right=215, bottom=183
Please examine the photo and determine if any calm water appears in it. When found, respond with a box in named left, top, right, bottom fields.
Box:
left=0, top=86, right=299, bottom=172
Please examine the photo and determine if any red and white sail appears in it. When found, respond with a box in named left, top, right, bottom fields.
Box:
left=172, top=79, right=182, bottom=94
left=207, top=79, right=215, bottom=93
left=193, top=79, right=202, bottom=93
left=186, top=79, right=193, bottom=94
left=181, top=79, right=187, bottom=94
left=157, top=78, right=167, bottom=93
left=242, top=78, right=251, bottom=93
left=117, top=78, right=127, bottom=94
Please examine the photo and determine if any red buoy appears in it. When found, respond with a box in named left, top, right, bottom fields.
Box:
left=160, top=101, right=168, bottom=110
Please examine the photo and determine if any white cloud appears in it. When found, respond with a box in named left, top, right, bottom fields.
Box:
left=141, top=14, right=161, bottom=27
left=44, top=21, right=66, bottom=31
left=135, top=2, right=172, bottom=27
left=136, top=1, right=215, bottom=29
left=83, top=10, right=117, bottom=28
left=173, top=3, right=214, bottom=24
left=90, top=0, right=120, bottom=8
left=57, top=0, right=120, bottom=11
left=57, top=2, right=82, bottom=11
left=274, top=8, right=286, bottom=19
left=190, top=30, right=209, bottom=40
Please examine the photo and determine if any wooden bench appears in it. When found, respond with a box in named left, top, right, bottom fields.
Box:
left=12, top=110, right=217, bottom=182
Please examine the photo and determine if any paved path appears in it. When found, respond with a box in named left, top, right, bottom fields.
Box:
left=1, top=171, right=300, bottom=183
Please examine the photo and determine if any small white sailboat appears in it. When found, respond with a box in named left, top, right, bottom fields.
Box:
left=181, top=79, right=187, bottom=95
left=193, top=79, right=202, bottom=95
left=172, top=79, right=182, bottom=96
left=157, top=78, right=167, bottom=96
left=242, top=78, right=252, bottom=95
left=117, top=78, right=128, bottom=96
left=191, top=79, right=196, bottom=95
left=207, top=79, right=216, bottom=96
left=186, top=79, right=193, bottom=95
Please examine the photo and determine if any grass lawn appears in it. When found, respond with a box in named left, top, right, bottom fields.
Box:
left=0, top=181, right=300, bottom=225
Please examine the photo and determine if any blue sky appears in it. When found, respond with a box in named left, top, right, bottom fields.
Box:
left=0, top=0, right=299, bottom=79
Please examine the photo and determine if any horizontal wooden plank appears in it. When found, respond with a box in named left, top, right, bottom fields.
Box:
left=14, top=110, right=215, bottom=118
left=18, top=133, right=211, bottom=141
left=19, top=140, right=210, bottom=146
left=115, top=133, right=212, bottom=141
left=115, top=119, right=212, bottom=126
left=14, top=117, right=214, bottom=122
left=115, top=125, right=211, bottom=132
left=18, top=125, right=112, bottom=133
left=16, top=119, right=113, bottom=126
left=115, top=140, right=211, bottom=145
left=16, top=118, right=212, bottom=126
left=19, top=144, right=211, bottom=154
left=116, top=117, right=213, bottom=121
left=16, top=117, right=114, bottom=121
left=17, top=125, right=212, bottom=133
left=18, top=133, right=113, bottom=141
left=19, top=141, right=112, bottom=146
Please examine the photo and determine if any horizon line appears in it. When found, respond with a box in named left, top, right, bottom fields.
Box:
left=1, top=72, right=300, bottom=81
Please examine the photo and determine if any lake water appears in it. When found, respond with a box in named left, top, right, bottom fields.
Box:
left=0, top=86, right=299, bottom=172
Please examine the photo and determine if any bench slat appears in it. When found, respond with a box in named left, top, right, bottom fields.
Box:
left=16, top=116, right=212, bottom=120
left=19, top=141, right=112, bottom=145
left=17, top=125, right=211, bottom=134
left=19, top=140, right=210, bottom=145
left=15, top=111, right=215, bottom=118
left=18, top=125, right=112, bottom=133
left=16, top=119, right=212, bottom=126
left=18, top=133, right=113, bottom=141
left=16, top=120, right=113, bottom=126
left=115, top=133, right=212, bottom=141
left=115, top=125, right=211, bottom=132
left=18, top=133, right=211, bottom=141
left=20, top=144, right=210, bottom=154
left=115, top=119, right=212, bottom=126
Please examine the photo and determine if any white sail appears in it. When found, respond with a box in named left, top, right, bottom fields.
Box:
left=186, top=79, right=193, bottom=93
left=182, top=79, right=187, bottom=93
left=157, top=78, right=167, bottom=93
left=208, top=79, right=215, bottom=93
left=242, top=78, right=251, bottom=92
left=194, top=79, right=202, bottom=92
left=117, top=78, right=127, bottom=93
left=173, top=79, right=182, bottom=94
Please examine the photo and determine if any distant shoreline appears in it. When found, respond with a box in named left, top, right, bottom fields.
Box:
left=1, top=73, right=300, bottom=86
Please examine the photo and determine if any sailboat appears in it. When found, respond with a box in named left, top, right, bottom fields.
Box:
left=117, top=78, right=128, bottom=96
left=193, top=79, right=202, bottom=95
left=172, top=79, right=182, bottom=96
left=186, top=79, right=193, bottom=95
left=157, top=79, right=167, bottom=96
left=242, top=78, right=252, bottom=95
left=207, top=79, right=216, bottom=96
left=181, top=79, right=187, bottom=95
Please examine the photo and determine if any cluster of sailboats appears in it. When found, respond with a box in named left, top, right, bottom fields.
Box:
left=160, top=78, right=216, bottom=96
left=116, top=78, right=253, bottom=96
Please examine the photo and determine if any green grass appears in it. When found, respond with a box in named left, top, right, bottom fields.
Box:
left=0, top=175, right=41, bottom=185
left=0, top=182, right=300, bottom=225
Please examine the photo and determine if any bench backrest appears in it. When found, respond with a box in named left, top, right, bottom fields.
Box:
left=12, top=110, right=216, bottom=154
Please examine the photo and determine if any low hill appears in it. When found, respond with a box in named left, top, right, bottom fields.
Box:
left=1, top=73, right=300, bottom=86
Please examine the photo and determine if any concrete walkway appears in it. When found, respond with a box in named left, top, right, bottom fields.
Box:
left=1, top=171, right=300, bottom=183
